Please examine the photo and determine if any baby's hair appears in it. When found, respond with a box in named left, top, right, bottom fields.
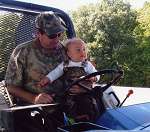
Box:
left=64, top=37, right=86, bottom=51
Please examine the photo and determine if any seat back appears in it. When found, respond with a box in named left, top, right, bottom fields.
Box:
left=0, top=81, right=13, bottom=109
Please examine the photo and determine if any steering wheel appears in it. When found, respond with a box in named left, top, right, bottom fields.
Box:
left=65, top=69, right=123, bottom=94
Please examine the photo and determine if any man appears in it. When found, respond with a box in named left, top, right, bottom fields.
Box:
left=5, top=11, right=67, bottom=131
left=5, top=11, right=67, bottom=105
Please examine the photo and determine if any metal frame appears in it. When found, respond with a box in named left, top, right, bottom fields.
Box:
left=0, top=0, right=76, bottom=38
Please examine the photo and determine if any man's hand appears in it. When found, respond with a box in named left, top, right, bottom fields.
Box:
left=33, top=93, right=55, bottom=104
left=80, top=76, right=97, bottom=83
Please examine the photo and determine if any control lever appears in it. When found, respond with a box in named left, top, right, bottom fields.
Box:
left=119, top=89, right=133, bottom=107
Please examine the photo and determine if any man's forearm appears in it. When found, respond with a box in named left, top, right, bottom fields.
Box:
left=7, top=86, right=36, bottom=104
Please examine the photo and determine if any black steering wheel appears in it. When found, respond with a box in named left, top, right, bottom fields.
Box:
left=65, top=69, right=123, bottom=94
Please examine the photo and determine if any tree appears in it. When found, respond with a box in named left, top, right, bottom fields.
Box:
left=129, top=1, right=150, bottom=87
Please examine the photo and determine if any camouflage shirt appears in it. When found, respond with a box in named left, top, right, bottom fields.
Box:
left=5, top=39, right=67, bottom=96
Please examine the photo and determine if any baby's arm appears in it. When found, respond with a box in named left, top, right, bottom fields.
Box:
left=85, top=61, right=100, bottom=82
left=38, top=62, right=64, bottom=88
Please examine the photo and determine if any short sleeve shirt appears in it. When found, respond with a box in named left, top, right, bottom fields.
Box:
left=5, top=39, right=67, bottom=95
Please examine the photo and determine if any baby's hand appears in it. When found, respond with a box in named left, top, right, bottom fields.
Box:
left=37, top=77, right=51, bottom=88
left=86, top=77, right=97, bottom=82
left=80, top=76, right=97, bottom=82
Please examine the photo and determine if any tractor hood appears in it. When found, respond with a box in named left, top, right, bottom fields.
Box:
left=96, top=102, right=150, bottom=130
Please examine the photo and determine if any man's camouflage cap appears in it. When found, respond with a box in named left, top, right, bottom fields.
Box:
left=35, top=11, right=66, bottom=36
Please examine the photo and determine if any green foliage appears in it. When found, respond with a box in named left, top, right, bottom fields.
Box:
left=136, top=2, right=150, bottom=37
left=71, top=4, right=97, bottom=43
left=130, top=2, right=150, bottom=87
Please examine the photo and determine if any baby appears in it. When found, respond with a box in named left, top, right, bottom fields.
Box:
left=38, top=38, right=99, bottom=89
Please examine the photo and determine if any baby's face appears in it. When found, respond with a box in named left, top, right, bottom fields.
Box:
left=67, top=41, right=87, bottom=62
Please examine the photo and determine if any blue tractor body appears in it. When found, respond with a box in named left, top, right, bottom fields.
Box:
left=96, top=102, right=150, bottom=130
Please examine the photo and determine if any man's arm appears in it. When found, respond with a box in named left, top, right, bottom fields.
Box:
left=7, top=85, right=36, bottom=104
left=5, top=45, right=54, bottom=104
left=7, top=85, right=54, bottom=104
